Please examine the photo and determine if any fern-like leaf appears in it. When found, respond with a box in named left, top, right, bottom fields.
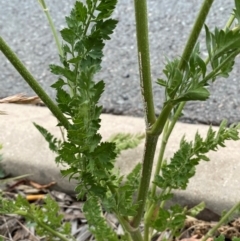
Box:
left=83, top=196, right=119, bottom=241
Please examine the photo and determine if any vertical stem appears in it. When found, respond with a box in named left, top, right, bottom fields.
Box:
left=132, top=103, right=173, bottom=228
left=178, top=0, right=215, bottom=71
left=130, top=230, right=144, bottom=241
left=0, top=36, right=70, bottom=130
left=144, top=0, right=215, bottom=229
left=38, top=0, right=63, bottom=57
left=131, top=134, right=159, bottom=228
left=134, top=0, right=155, bottom=126
left=151, top=102, right=185, bottom=197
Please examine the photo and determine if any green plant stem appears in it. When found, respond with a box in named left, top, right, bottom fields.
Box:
left=143, top=222, right=150, bottom=241
left=202, top=202, right=240, bottom=241
left=200, top=50, right=240, bottom=84
left=133, top=0, right=155, bottom=126
left=130, top=230, right=144, bottom=241
left=145, top=0, right=215, bottom=219
left=178, top=0, right=215, bottom=71
left=131, top=134, right=159, bottom=228
left=0, top=36, right=70, bottom=130
left=15, top=211, right=70, bottom=241
left=131, top=0, right=214, bottom=233
left=151, top=102, right=185, bottom=197
left=224, top=13, right=235, bottom=31
left=38, top=0, right=67, bottom=142
left=149, top=103, right=174, bottom=135
left=38, top=0, right=63, bottom=57
left=118, top=215, right=143, bottom=241
left=132, top=102, right=173, bottom=229
left=150, top=0, right=214, bottom=135
left=37, top=220, right=70, bottom=241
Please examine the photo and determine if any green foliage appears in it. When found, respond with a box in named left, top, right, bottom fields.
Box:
left=116, top=163, right=142, bottom=216
left=187, top=202, right=205, bottom=217
left=214, top=235, right=225, bottom=241
left=83, top=196, right=119, bottom=241
left=33, top=123, right=62, bottom=153
left=204, top=25, right=240, bottom=81
left=2, top=0, right=240, bottom=240
left=157, top=44, right=210, bottom=105
left=151, top=204, right=186, bottom=237
left=0, top=195, right=71, bottom=240
left=233, top=237, right=240, bottom=241
left=49, top=1, right=119, bottom=201
left=234, top=0, right=240, bottom=23
left=97, top=163, right=142, bottom=218
left=158, top=23, right=240, bottom=108
left=108, top=133, right=145, bottom=155
left=154, top=120, right=240, bottom=190
left=35, top=0, right=119, bottom=202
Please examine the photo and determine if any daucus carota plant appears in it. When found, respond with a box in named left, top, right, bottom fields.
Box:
left=1, top=0, right=240, bottom=240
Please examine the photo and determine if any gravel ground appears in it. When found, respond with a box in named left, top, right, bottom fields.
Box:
left=1, top=0, right=240, bottom=125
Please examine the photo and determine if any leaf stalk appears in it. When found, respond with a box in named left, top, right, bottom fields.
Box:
left=0, top=36, right=70, bottom=130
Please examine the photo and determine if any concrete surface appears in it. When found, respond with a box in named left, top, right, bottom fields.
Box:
left=0, top=103, right=240, bottom=215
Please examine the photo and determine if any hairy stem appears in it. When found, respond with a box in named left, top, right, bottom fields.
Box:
left=134, top=0, right=155, bottom=126
left=0, top=36, right=69, bottom=130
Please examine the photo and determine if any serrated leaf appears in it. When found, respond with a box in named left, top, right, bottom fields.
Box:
left=108, top=133, right=145, bottom=155
left=60, top=28, right=76, bottom=44
left=91, top=142, right=117, bottom=167
left=96, top=19, right=118, bottom=40
left=96, top=0, right=118, bottom=20
left=83, top=196, right=119, bottom=241
left=51, top=78, right=66, bottom=89
left=75, top=1, right=87, bottom=22
left=49, top=65, right=75, bottom=82
left=197, top=154, right=210, bottom=161
left=214, top=28, right=240, bottom=59
left=67, top=56, right=82, bottom=63
left=33, top=123, right=61, bottom=153
left=92, top=80, right=105, bottom=102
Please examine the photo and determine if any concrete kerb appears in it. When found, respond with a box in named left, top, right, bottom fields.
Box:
left=0, top=103, right=240, bottom=215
